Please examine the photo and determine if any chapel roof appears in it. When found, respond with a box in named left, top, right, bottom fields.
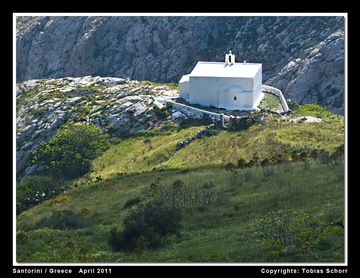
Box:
left=190, top=61, right=262, bottom=78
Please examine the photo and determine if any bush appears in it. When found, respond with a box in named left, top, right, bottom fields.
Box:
left=228, top=116, right=254, bottom=131
left=293, top=103, right=329, bottom=118
left=33, top=123, right=109, bottom=179
left=151, top=179, right=228, bottom=209
left=153, top=102, right=172, bottom=119
left=34, top=210, right=96, bottom=230
left=16, top=175, right=68, bottom=214
left=237, top=158, right=247, bottom=168
left=286, top=98, right=299, bottom=110
left=123, top=197, right=142, bottom=209
left=108, top=137, right=122, bottom=145
left=252, top=209, right=344, bottom=261
left=108, top=201, right=182, bottom=253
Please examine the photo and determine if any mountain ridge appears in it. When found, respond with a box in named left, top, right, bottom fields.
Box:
left=16, top=16, right=345, bottom=113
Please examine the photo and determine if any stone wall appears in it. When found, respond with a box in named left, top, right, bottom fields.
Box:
left=168, top=101, right=230, bottom=122
left=261, top=85, right=290, bottom=112
left=176, top=124, right=216, bottom=151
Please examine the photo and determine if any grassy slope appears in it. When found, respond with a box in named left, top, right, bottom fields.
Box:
left=16, top=104, right=345, bottom=262
left=87, top=112, right=343, bottom=181
left=17, top=161, right=344, bottom=262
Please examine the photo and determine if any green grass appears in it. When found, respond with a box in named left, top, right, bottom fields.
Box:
left=86, top=126, right=204, bottom=180
left=84, top=111, right=343, bottom=181
left=16, top=159, right=344, bottom=262
left=16, top=104, right=345, bottom=263
left=258, top=92, right=282, bottom=110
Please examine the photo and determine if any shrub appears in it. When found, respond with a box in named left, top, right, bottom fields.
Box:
left=237, top=158, right=247, bottom=168
left=108, top=200, right=182, bottom=252
left=34, top=210, right=96, bottom=230
left=153, top=102, right=172, bottom=119
left=293, top=103, right=329, bottom=118
left=108, top=137, right=122, bottom=145
left=16, top=175, right=68, bottom=214
left=33, top=123, right=109, bottom=179
left=287, top=98, right=299, bottom=110
left=225, top=162, right=236, bottom=171
left=228, top=116, right=254, bottom=131
left=150, top=180, right=228, bottom=209
left=123, top=197, right=142, bottom=209
left=17, top=231, right=28, bottom=244
left=252, top=209, right=344, bottom=260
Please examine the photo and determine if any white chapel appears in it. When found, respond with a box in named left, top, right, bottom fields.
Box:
left=179, top=51, right=263, bottom=110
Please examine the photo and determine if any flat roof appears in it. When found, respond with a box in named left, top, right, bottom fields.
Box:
left=190, top=61, right=262, bottom=78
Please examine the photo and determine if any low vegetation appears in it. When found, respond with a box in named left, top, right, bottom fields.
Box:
left=258, top=92, right=282, bottom=111
left=33, top=122, right=109, bottom=179
left=17, top=157, right=344, bottom=262
left=16, top=123, right=110, bottom=214
left=108, top=200, right=182, bottom=253
left=16, top=175, right=68, bottom=214
left=82, top=104, right=343, bottom=182
left=16, top=103, right=345, bottom=263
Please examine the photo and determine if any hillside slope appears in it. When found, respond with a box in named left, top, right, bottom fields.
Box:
left=17, top=158, right=344, bottom=262
left=16, top=77, right=178, bottom=182
left=16, top=16, right=345, bottom=113
left=16, top=103, right=345, bottom=262
left=16, top=75, right=345, bottom=183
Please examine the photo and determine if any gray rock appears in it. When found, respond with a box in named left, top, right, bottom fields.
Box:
left=130, top=103, right=148, bottom=117
left=268, top=31, right=344, bottom=114
left=172, top=111, right=183, bottom=118
left=16, top=150, right=31, bottom=175
left=21, top=141, right=34, bottom=151
left=123, top=96, right=143, bottom=103
left=66, top=96, right=82, bottom=104
left=23, top=164, right=42, bottom=177
left=16, top=16, right=344, bottom=112
left=17, top=124, right=37, bottom=143
left=20, top=164, right=45, bottom=183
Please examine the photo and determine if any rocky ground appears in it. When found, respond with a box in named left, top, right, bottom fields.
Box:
left=267, top=30, right=344, bottom=114
left=16, top=76, right=179, bottom=182
left=15, top=75, right=334, bottom=183
left=16, top=16, right=345, bottom=113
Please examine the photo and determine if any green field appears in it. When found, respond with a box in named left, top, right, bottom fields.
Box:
left=16, top=104, right=345, bottom=263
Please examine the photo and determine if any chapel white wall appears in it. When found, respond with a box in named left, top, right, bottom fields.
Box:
left=252, top=66, right=263, bottom=109
left=179, top=80, right=190, bottom=101
left=189, top=76, right=254, bottom=110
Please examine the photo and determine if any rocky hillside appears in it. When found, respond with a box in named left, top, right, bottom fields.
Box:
left=16, top=76, right=178, bottom=182
left=16, top=16, right=345, bottom=113
left=268, top=30, right=344, bottom=114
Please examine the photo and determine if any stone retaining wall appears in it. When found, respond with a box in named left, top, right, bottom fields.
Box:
left=176, top=124, right=216, bottom=151
left=168, top=100, right=230, bottom=122
left=261, top=85, right=290, bottom=112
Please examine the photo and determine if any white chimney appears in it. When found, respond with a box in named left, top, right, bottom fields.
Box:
left=225, top=51, right=235, bottom=65
left=229, top=50, right=235, bottom=65
left=225, top=52, right=230, bottom=65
